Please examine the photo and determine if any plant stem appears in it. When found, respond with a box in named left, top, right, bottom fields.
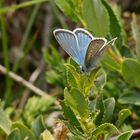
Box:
left=12, top=4, right=40, bottom=72
left=18, top=62, right=44, bottom=109
left=0, top=0, right=12, bottom=105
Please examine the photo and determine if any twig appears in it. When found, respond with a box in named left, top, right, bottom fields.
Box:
left=109, top=129, right=140, bottom=140
left=18, top=62, right=44, bottom=109
left=0, top=64, right=54, bottom=101
left=131, top=129, right=140, bottom=139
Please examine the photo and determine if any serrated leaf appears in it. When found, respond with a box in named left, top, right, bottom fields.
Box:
left=65, top=122, right=85, bottom=140
left=64, top=88, right=89, bottom=118
left=101, top=0, right=122, bottom=47
left=65, top=64, right=81, bottom=88
left=84, top=67, right=100, bottom=93
left=65, top=64, right=80, bottom=80
left=0, top=107, right=11, bottom=134
left=131, top=13, right=140, bottom=60
left=95, top=95, right=105, bottom=125
left=31, top=116, right=45, bottom=139
left=122, top=58, right=140, bottom=88
left=117, top=109, right=131, bottom=127
left=83, top=0, right=109, bottom=37
left=60, top=101, right=81, bottom=129
left=66, top=68, right=78, bottom=88
left=118, top=92, right=140, bottom=106
left=102, top=98, right=115, bottom=123
left=92, top=123, right=119, bottom=138
left=12, top=122, right=36, bottom=140
left=7, top=128, right=21, bottom=140
left=94, top=68, right=107, bottom=89
left=117, top=131, right=133, bottom=140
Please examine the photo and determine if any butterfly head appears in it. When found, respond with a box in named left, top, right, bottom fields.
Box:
left=80, top=65, right=93, bottom=73
left=80, top=65, right=86, bottom=73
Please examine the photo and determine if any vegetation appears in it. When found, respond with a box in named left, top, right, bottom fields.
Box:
left=0, top=0, right=140, bottom=139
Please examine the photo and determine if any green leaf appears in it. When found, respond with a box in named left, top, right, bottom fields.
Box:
left=66, top=68, right=78, bottom=88
left=24, top=96, right=53, bottom=124
left=54, top=0, right=81, bottom=23
left=83, top=0, right=109, bottom=37
left=84, top=67, right=100, bottom=94
left=46, top=70, right=65, bottom=87
left=64, top=64, right=80, bottom=80
left=12, top=122, right=36, bottom=140
left=118, top=92, right=140, bottom=106
left=122, top=58, right=140, bottom=88
left=43, top=47, right=63, bottom=67
left=92, top=135, right=97, bottom=140
left=117, top=109, right=131, bottom=127
left=64, top=88, right=89, bottom=118
left=0, top=107, right=11, bottom=134
left=102, top=98, right=115, bottom=123
left=7, top=128, right=21, bottom=140
left=117, top=131, right=133, bottom=140
left=120, top=124, right=133, bottom=132
left=60, top=101, right=81, bottom=129
left=92, top=123, right=119, bottom=138
left=101, top=0, right=122, bottom=47
left=95, top=95, right=105, bottom=125
left=102, top=52, right=121, bottom=72
left=31, top=116, right=45, bottom=139
left=131, top=13, right=140, bottom=60
left=65, top=122, right=85, bottom=140
left=94, top=68, right=107, bottom=89
left=65, top=64, right=81, bottom=89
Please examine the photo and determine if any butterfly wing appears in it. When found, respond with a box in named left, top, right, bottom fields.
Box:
left=84, top=38, right=107, bottom=71
left=84, top=38, right=117, bottom=71
left=74, top=28, right=94, bottom=65
left=53, top=29, right=82, bottom=65
left=97, top=37, right=117, bottom=56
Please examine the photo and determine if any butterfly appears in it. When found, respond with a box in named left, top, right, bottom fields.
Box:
left=53, top=28, right=117, bottom=72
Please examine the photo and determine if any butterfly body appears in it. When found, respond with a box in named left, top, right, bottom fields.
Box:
left=53, top=28, right=116, bottom=72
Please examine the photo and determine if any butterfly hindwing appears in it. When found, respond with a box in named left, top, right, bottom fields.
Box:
left=84, top=38, right=117, bottom=71
left=53, top=29, right=82, bottom=65
left=99, top=37, right=117, bottom=54
left=84, top=38, right=106, bottom=70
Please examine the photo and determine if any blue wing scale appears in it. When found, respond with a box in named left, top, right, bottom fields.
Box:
left=54, top=29, right=82, bottom=65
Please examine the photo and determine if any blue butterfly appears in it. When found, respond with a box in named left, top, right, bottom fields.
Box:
left=53, top=28, right=117, bottom=72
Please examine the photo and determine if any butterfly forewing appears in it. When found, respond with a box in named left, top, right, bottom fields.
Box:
left=54, top=29, right=82, bottom=65
left=84, top=38, right=106, bottom=70
left=74, top=28, right=93, bottom=63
